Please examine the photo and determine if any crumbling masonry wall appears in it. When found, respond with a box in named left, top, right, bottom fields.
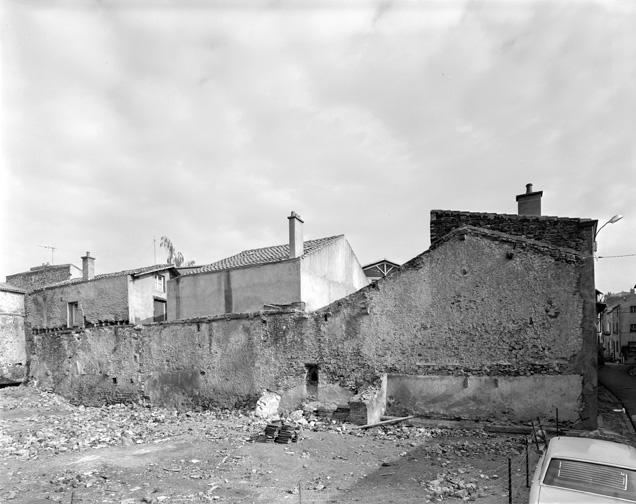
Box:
left=27, top=230, right=596, bottom=426
left=0, top=289, right=26, bottom=382
left=27, top=276, right=129, bottom=329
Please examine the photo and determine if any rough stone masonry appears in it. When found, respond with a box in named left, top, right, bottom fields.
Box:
left=27, top=225, right=597, bottom=428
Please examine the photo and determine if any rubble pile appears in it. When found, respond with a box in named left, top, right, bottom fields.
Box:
left=423, top=470, right=483, bottom=501
left=0, top=392, right=260, bottom=460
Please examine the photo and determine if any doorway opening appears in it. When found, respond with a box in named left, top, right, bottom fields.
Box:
left=305, top=364, right=319, bottom=398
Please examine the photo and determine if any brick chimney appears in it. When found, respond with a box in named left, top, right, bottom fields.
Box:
left=288, top=211, right=304, bottom=259
left=81, top=251, right=95, bottom=280
left=515, top=183, right=543, bottom=216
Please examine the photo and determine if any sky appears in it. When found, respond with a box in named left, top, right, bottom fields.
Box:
left=1, top=0, right=635, bottom=294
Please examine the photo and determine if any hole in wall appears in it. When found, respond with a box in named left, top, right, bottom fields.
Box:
left=200, top=370, right=206, bottom=376
left=112, top=377, right=117, bottom=385
left=305, top=364, right=319, bottom=399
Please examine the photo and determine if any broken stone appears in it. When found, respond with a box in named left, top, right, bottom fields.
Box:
left=254, top=391, right=281, bottom=419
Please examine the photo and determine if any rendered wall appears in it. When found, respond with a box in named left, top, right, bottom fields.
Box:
left=28, top=231, right=596, bottom=426
left=0, top=290, right=26, bottom=382
left=168, top=260, right=301, bottom=320
left=386, top=374, right=582, bottom=422
left=129, top=272, right=172, bottom=324
left=27, top=276, right=129, bottom=329
left=300, top=237, right=369, bottom=311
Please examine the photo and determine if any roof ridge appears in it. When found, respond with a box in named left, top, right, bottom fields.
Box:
left=184, top=235, right=343, bottom=275
left=28, top=264, right=175, bottom=292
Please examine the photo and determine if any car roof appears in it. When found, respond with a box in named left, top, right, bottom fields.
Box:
left=546, top=436, right=636, bottom=469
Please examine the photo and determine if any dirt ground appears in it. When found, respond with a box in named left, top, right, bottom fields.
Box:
left=1, top=384, right=628, bottom=504
left=0, top=385, right=532, bottom=504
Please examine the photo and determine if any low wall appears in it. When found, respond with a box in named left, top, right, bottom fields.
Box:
left=386, top=374, right=582, bottom=423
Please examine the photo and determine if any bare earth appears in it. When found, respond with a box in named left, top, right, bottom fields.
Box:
left=1, top=385, right=542, bottom=504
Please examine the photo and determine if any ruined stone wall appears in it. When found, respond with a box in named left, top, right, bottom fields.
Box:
left=26, top=232, right=595, bottom=425
left=0, top=289, right=26, bottom=382
left=430, top=210, right=596, bottom=254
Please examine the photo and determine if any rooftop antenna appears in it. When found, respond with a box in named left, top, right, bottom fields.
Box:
left=38, top=244, right=56, bottom=264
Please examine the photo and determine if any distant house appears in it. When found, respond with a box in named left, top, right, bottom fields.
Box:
left=0, top=283, right=26, bottom=383
left=362, top=259, right=400, bottom=282
left=6, top=263, right=82, bottom=292
left=602, top=289, right=636, bottom=362
left=168, top=212, right=369, bottom=320
left=26, top=252, right=179, bottom=331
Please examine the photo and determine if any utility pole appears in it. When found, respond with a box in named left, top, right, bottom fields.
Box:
left=38, top=244, right=56, bottom=264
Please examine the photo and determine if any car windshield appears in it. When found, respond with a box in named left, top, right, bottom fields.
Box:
left=543, top=458, right=636, bottom=501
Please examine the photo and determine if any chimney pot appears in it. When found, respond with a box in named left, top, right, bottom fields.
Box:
left=287, top=211, right=304, bottom=259
left=516, top=183, right=543, bottom=216
left=81, top=252, right=95, bottom=281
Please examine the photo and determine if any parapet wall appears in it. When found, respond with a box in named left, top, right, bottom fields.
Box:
left=430, top=210, right=596, bottom=254
left=27, top=230, right=597, bottom=426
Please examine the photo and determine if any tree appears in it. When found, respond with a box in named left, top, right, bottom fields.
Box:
left=159, top=236, right=195, bottom=267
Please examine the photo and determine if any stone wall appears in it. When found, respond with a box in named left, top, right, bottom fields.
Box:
left=27, top=276, right=129, bottom=329
left=430, top=210, right=596, bottom=254
left=27, top=228, right=597, bottom=427
left=6, top=264, right=81, bottom=292
left=0, top=288, right=26, bottom=382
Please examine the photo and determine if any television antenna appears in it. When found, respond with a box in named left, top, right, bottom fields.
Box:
left=38, top=244, right=56, bottom=264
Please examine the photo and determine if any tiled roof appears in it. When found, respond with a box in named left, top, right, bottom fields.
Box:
left=30, top=264, right=176, bottom=292
left=0, top=282, right=25, bottom=294
left=185, top=235, right=343, bottom=275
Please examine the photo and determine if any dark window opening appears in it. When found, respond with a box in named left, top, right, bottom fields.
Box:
left=67, top=302, right=80, bottom=328
left=153, top=299, right=167, bottom=322
left=305, top=364, right=319, bottom=398
left=112, top=377, right=117, bottom=385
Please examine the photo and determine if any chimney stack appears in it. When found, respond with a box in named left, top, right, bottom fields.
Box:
left=81, top=251, right=95, bottom=280
left=515, top=183, right=543, bottom=216
left=288, top=211, right=304, bottom=259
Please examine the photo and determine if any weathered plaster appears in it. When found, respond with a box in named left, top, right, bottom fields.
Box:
left=300, top=236, right=369, bottom=311
left=386, top=374, right=582, bottom=422
left=0, top=289, right=26, bottom=382
left=168, top=261, right=301, bottom=320
left=28, top=230, right=596, bottom=426
left=129, top=272, right=172, bottom=324
left=27, top=276, right=129, bottom=328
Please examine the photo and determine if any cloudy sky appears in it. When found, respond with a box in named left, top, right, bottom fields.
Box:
left=1, top=0, right=635, bottom=293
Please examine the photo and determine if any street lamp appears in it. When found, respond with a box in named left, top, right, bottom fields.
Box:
left=594, top=214, right=623, bottom=252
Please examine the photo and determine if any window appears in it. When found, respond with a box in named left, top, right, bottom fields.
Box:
left=67, top=302, right=80, bottom=327
left=630, top=324, right=636, bottom=333
left=543, top=458, right=636, bottom=501
left=631, top=306, right=636, bottom=313
left=153, top=299, right=167, bottom=322
left=155, top=274, right=165, bottom=293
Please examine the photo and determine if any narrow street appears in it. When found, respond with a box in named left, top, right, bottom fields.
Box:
left=598, top=363, right=636, bottom=431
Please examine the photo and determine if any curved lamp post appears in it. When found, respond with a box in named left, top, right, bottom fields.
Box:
left=594, top=214, right=623, bottom=252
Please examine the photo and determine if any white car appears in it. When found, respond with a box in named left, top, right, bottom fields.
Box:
left=529, top=436, right=636, bottom=503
